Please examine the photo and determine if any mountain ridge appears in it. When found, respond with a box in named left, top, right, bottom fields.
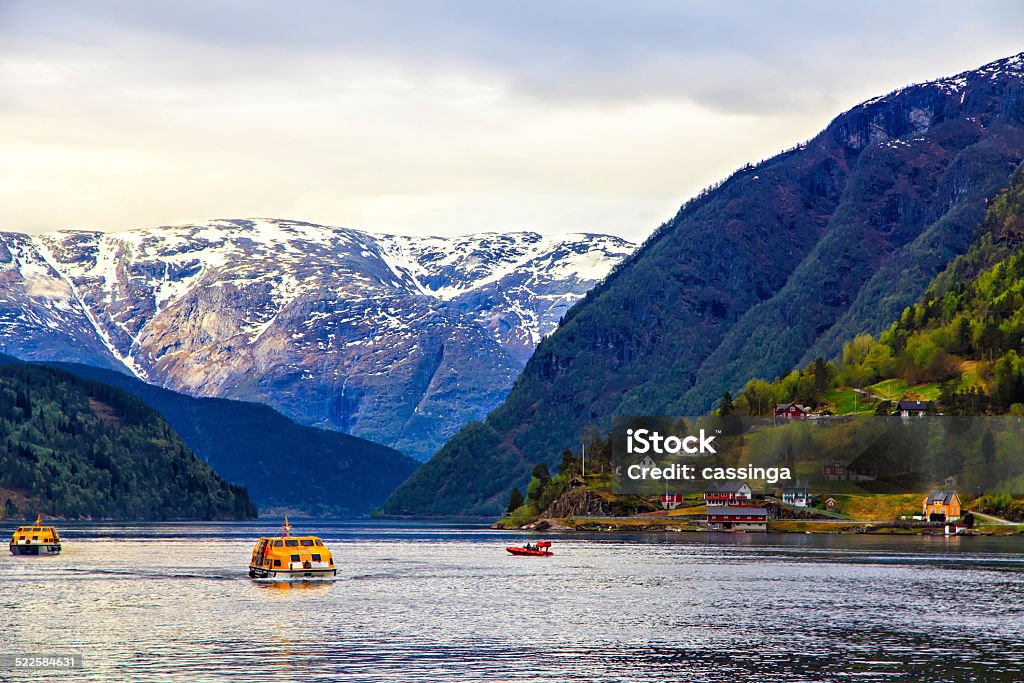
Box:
left=0, top=221, right=632, bottom=460
left=384, top=51, right=1024, bottom=516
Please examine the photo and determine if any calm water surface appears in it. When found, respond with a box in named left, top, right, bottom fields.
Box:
left=2, top=521, right=1024, bottom=682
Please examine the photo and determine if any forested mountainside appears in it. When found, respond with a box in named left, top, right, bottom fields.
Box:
left=385, top=53, right=1024, bottom=516
left=0, top=359, right=256, bottom=520
left=0, top=224, right=630, bottom=461
left=732, top=164, right=1024, bottom=418
left=26, top=360, right=420, bottom=517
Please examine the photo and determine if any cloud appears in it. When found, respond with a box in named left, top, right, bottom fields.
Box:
left=0, top=1, right=1022, bottom=239
left=6, top=1, right=1022, bottom=112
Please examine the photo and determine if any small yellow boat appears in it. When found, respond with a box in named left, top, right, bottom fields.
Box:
left=9, top=514, right=62, bottom=556
left=248, top=517, right=336, bottom=579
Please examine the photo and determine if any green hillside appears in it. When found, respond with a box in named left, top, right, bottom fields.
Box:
left=0, top=362, right=256, bottom=520
left=385, top=54, right=1024, bottom=516
left=732, top=165, right=1024, bottom=417
left=36, top=360, right=420, bottom=517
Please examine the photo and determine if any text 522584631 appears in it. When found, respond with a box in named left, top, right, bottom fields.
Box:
left=1, top=655, right=82, bottom=670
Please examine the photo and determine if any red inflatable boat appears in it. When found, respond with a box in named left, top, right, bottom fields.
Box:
left=506, top=541, right=553, bottom=556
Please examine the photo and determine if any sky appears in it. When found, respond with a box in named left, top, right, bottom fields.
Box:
left=1, top=1, right=1023, bottom=242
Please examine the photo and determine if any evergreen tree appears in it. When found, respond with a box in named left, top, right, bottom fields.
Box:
left=813, top=358, right=832, bottom=398
left=558, top=449, right=578, bottom=476
left=717, top=392, right=735, bottom=416
left=982, top=428, right=997, bottom=468
left=506, top=487, right=524, bottom=514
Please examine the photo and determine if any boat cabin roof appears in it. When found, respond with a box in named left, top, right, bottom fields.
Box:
left=257, top=535, right=326, bottom=548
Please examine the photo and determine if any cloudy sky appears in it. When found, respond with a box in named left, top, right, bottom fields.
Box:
left=2, top=1, right=1023, bottom=241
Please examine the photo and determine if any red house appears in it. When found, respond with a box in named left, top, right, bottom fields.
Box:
left=824, top=461, right=877, bottom=482
left=704, top=481, right=753, bottom=507
left=661, top=493, right=684, bottom=510
left=706, top=507, right=768, bottom=531
left=823, top=461, right=847, bottom=481
left=774, top=402, right=810, bottom=420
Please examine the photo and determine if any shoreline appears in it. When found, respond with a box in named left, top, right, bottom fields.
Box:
left=494, top=517, right=1024, bottom=536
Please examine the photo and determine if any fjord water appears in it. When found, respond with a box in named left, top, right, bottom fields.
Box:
left=3, top=522, right=1024, bottom=682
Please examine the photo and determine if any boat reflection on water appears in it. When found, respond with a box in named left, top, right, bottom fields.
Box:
left=253, top=579, right=334, bottom=593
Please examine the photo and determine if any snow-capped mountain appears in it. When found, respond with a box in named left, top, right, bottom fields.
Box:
left=0, top=219, right=633, bottom=459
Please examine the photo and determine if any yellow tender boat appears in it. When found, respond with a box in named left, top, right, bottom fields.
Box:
left=9, top=514, right=62, bottom=556
left=248, top=517, right=336, bottom=579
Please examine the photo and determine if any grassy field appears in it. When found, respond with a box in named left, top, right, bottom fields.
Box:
left=824, top=388, right=876, bottom=415
left=667, top=505, right=707, bottom=517
left=865, top=378, right=941, bottom=402
left=959, top=360, right=986, bottom=389
left=825, top=379, right=943, bottom=416
left=822, top=493, right=922, bottom=521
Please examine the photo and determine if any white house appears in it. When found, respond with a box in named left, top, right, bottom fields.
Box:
left=781, top=480, right=811, bottom=507
left=704, top=481, right=753, bottom=507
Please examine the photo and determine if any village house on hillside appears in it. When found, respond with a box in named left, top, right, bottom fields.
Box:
left=774, top=402, right=811, bottom=421
left=781, top=480, right=811, bottom=507
left=923, top=490, right=961, bottom=522
left=705, top=506, right=768, bottom=531
left=661, top=493, right=684, bottom=510
left=704, top=481, right=753, bottom=507
left=823, top=461, right=878, bottom=482
left=896, top=399, right=929, bottom=417
left=633, top=455, right=657, bottom=470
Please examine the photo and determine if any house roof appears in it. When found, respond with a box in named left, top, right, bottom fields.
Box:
left=708, top=507, right=768, bottom=518
left=705, top=481, right=750, bottom=494
left=926, top=490, right=958, bottom=505
left=782, top=480, right=810, bottom=493
left=775, top=402, right=810, bottom=413
left=897, top=399, right=928, bottom=411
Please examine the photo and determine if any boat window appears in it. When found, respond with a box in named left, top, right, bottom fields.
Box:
left=273, top=560, right=281, bottom=567
left=315, top=539, right=323, bottom=546
left=273, top=540, right=283, bottom=547
left=300, top=539, right=314, bottom=546
left=285, top=540, right=298, bottom=547
left=290, top=554, right=300, bottom=562
left=32, top=536, right=38, bottom=540
left=312, top=554, right=321, bottom=562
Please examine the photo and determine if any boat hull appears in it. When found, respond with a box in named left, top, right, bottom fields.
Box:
left=248, top=566, right=336, bottom=579
left=506, top=547, right=553, bottom=557
left=10, top=543, right=61, bottom=556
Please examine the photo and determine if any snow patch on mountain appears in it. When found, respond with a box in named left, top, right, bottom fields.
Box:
left=0, top=219, right=633, bottom=459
